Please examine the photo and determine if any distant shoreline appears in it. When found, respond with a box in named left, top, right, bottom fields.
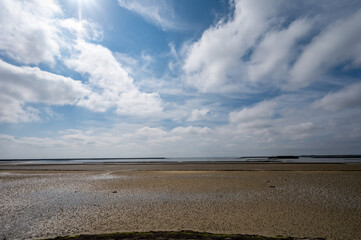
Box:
left=1, top=155, right=361, bottom=165
left=0, top=157, right=167, bottom=161
left=1, top=155, right=361, bottom=161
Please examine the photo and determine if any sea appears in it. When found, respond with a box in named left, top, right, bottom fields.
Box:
left=0, top=156, right=361, bottom=164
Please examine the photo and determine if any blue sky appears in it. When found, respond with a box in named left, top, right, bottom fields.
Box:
left=1, top=0, right=361, bottom=158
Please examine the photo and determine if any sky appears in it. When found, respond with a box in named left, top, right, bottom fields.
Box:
left=1, top=0, right=361, bottom=158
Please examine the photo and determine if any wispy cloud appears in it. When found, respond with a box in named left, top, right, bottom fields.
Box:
left=117, top=0, right=185, bottom=31
left=187, top=109, right=210, bottom=122
left=289, top=9, right=361, bottom=89
left=182, top=0, right=361, bottom=93
left=312, top=82, right=361, bottom=112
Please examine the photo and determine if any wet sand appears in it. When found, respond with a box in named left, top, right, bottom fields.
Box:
left=1, top=162, right=361, bottom=239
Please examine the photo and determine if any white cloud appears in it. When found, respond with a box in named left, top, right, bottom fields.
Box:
left=172, top=126, right=213, bottom=135
left=0, top=95, right=41, bottom=123
left=0, top=59, right=89, bottom=123
left=65, top=40, right=163, bottom=116
left=60, top=18, right=103, bottom=42
left=116, top=91, right=163, bottom=115
left=248, top=19, right=311, bottom=84
left=66, top=40, right=134, bottom=92
left=183, top=0, right=361, bottom=93
left=312, top=82, right=361, bottom=111
left=117, top=0, right=183, bottom=31
left=114, top=53, right=139, bottom=74
left=281, top=122, right=315, bottom=140
left=229, top=101, right=276, bottom=124
left=115, top=51, right=157, bottom=87
left=148, top=136, right=182, bottom=144
left=217, top=101, right=278, bottom=145
left=62, top=133, right=97, bottom=146
left=0, top=0, right=163, bottom=121
left=136, top=127, right=167, bottom=137
left=187, top=109, right=209, bottom=121
left=0, top=0, right=62, bottom=65
left=290, top=9, right=361, bottom=89
left=183, top=0, right=276, bottom=92
left=0, top=60, right=88, bottom=105
left=135, top=127, right=181, bottom=144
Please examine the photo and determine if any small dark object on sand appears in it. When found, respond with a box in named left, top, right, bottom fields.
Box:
left=269, top=185, right=276, bottom=188
left=112, top=191, right=117, bottom=193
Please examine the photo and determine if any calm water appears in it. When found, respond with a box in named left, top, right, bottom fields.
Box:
left=0, top=157, right=361, bottom=164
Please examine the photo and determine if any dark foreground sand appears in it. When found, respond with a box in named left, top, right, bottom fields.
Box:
left=0, top=162, right=360, bottom=240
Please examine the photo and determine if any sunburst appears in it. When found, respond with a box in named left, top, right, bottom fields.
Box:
left=76, top=0, right=97, bottom=22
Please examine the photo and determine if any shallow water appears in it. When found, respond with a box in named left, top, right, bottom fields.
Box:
left=1, top=156, right=361, bottom=165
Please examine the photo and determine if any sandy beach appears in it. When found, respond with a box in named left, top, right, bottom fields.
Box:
left=1, top=162, right=360, bottom=239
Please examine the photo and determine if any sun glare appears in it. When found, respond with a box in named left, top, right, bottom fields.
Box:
left=75, top=0, right=96, bottom=22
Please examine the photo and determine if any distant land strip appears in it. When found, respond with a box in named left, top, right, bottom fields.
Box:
left=1, top=155, right=361, bottom=161
left=0, top=157, right=166, bottom=161
left=241, top=155, right=361, bottom=159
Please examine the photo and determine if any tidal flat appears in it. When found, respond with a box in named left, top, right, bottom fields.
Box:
left=0, top=163, right=360, bottom=239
